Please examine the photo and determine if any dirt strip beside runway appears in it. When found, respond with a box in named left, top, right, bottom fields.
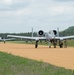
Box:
left=0, top=43, right=74, bottom=70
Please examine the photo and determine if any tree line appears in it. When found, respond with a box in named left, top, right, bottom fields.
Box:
left=0, top=26, right=74, bottom=39
left=59, top=26, right=74, bottom=36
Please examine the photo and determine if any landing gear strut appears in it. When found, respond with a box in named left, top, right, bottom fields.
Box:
left=35, top=40, right=38, bottom=48
left=49, top=41, right=51, bottom=48
left=52, top=39, right=57, bottom=48
left=59, top=40, right=63, bottom=48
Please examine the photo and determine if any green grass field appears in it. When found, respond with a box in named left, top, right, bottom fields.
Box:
left=67, top=40, right=74, bottom=47
left=0, top=52, right=74, bottom=75
left=7, top=39, right=74, bottom=47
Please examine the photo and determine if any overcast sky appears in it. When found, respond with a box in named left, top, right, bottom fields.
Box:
left=0, top=0, right=74, bottom=33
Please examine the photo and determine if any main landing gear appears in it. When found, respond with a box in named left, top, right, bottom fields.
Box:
left=59, top=40, right=63, bottom=48
left=35, top=40, right=39, bottom=48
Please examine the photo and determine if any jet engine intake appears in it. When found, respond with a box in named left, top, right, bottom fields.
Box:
left=53, top=30, right=57, bottom=35
left=38, top=30, right=44, bottom=36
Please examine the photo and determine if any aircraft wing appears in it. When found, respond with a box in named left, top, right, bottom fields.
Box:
left=0, top=38, right=15, bottom=41
left=7, top=35, right=46, bottom=40
left=53, top=36, right=74, bottom=40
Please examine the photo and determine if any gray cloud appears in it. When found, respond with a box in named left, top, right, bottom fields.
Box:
left=54, top=0, right=74, bottom=2
left=0, top=0, right=74, bottom=33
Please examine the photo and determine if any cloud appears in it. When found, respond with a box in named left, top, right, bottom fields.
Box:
left=54, top=0, right=74, bottom=2
left=0, top=0, right=74, bottom=32
left=0, top=0, right=29, bottom=10
left=0, top=0, right=74, bottom=17
left=17, top=8, right=32, bottom=16
left=0, top=0, right=13, bottom=5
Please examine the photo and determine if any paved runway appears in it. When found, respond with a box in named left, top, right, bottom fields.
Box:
left=0, top=43, right=74, bottom=70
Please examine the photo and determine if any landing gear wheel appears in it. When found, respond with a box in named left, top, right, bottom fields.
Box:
left=59, top=41, right=63, bottom=48
left=35, top=40, right=38, bottom=48
left=35, top=44, right=38, bottom=48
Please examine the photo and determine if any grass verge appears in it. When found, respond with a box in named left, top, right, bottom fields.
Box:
left=0, top=52, right=74, bottom=75
left=7, top=39, right=74, bottom=47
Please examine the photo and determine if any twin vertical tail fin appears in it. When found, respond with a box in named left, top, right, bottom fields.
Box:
left=57, top=27, right=59, bottom=37
left=32, top=28, right=33, bottom=37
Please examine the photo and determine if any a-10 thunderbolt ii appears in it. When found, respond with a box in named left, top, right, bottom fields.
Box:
left=7, top=30, right=74, bottom=48
left=0, top=37, right=15, bottom=43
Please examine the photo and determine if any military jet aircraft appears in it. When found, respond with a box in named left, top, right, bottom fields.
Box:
left=0, top=37, right=15, bottom=44
left=7, top=30, right=74, bottom=48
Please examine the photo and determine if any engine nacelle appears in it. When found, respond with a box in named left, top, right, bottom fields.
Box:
left=53, top=30, right=57, bottom=35
left=38, top=30, right=44, bottom=36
